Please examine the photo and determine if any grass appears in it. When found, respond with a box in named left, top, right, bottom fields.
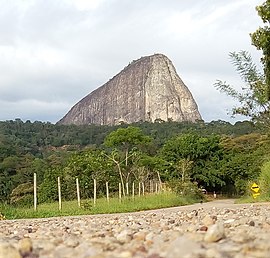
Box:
left=0, top=192, right=199, bottom=220
left=235, top=194, right=270, bottom=204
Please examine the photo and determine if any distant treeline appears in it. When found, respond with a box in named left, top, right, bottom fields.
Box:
left=0, top=119, right=265, bottom=205
left=0, top=118, right=258, bottom=155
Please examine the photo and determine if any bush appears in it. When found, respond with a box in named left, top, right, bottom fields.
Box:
left=234, top=179, right=249, bottom=196
left=167, top=179, right=204, bottom=200
left=10, top=182, right=34, bottom=207
left=259, top=161, right=270, bottom=198
left=11, top=195, right=33, bottom=208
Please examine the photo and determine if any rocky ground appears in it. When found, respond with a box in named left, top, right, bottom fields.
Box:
left=1, top=200, right=270, bottom=258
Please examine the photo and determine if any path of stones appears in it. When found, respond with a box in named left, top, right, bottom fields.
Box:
left=1, top=199, right=270, bottom=258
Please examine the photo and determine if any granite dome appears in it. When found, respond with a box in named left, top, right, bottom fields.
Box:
left=58, top=54, right=202, bottom=125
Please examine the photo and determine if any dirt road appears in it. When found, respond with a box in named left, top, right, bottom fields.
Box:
left=1, top=199, right=270, bottom=258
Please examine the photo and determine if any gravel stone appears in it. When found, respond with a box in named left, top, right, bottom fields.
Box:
left=18, top=237, right=33, bottom=255
left=1, top=200, right=270, bottom=257
left=0, top=243, right=21, bottom=258
left=204, top=223, right=225, bottom=242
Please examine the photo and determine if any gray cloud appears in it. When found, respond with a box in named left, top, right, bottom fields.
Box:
left=0, top=0, right=263, bottom=123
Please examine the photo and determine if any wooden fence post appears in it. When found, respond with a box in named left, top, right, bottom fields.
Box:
left=93, top=179, right=97, bottom=207
left=58, top=177, right=62, bottom=211
left=76, top=177, right=81, bottom=207
left=106, top=182, right=109, bottom=203
left=126, top=182, right=129, bottom=196
left=34, top=173, right=37, bottom=211
left=158, top=183, right=162, bottom=193
left=132, top=182, right=135, bottom=200
left=142, top=182, right=145, bottom=196
left=138, top=182, right=141, bottom=197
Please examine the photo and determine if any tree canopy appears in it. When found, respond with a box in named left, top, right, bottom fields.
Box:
left=0, top=118, right=266, bottom=204
left=251, top=0, right=270, bottom=98
left=215, top=1, right=270, bottom=126
left=215, top=51, right=270, bottom=125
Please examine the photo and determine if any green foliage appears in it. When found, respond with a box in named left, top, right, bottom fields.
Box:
left=215, top=1, right=270, bottom=124
left=0, top=192, right=197, bottom=219
left=64, top=148, right=116, bottom=199
left=220, top=133, right=270, bottom=195
left=167, top=180, right=204, bottom=200
left=251, top=0, right=270, bottom=98
left=215, top=51, right=270, bottom=125
left=161, top=133, right=224, bottom=188
left=104, top=126, right=154, bottom=196
left=10, top=182, right=33, bottom=207
left=161, top=133, right=221, bottom=161
left=38, top=167, right=62, bottom=203
left=104, top=126, right=152, bottom=150
left=259, top=160, right=270, bottom=198
left=0, top=119, right=266, bottom=203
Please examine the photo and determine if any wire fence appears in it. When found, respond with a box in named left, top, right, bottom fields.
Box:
left=33, top=173, right=164, bottom=211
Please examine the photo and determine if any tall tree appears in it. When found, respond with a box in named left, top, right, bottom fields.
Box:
left=104, top=126, right=152, bottom=165
left=250, top=0, right=270, bottom=98
left=215, top=1, right=270, bottom=125
left=65, top=148, right=115, bottom=199
left=104, top=126, right=152, bottom=195
left=161, top=133, right=224, bottom=188
left=215, top=51, right=270, bottom=126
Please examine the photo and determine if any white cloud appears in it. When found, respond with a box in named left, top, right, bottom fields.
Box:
left=0, top=99, right=69, bottom=122
left=68, top=0, right=105, bottom=11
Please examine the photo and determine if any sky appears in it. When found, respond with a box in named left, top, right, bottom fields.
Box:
left=0, top=0, right=264, bottom=124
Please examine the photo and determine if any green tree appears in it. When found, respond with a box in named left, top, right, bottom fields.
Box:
left=10, top=182, right=33, bottom=207
left=250, top=0, right=270, bottom=98
left=104, top=126, right=152, bottom=165
left=64, top=148, right=115, bottom=199
left=104, top=126, right=152, bottom=195
left=220, top=133, right=269, bottom=195
left=259, top=160, right=270, bottom=198
left=215, top=51, right=270, bottom=125
left=215, top=1, right=270, bottom=124
left=161, top=133, right=224, bottom=189
left=39, top=167, right=63, bottom=203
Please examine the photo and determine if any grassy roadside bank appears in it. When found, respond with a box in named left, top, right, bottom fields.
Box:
left=235, top=194, right=270, bottom=204
left=0, top=192, right=201, bottom=220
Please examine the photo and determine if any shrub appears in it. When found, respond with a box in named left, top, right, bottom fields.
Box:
left=234, top=179, right=249, bottom=196
left=10, top=182, right=33, bottom=207
left=167, top=179, right=204, bottom=200
left=259, top=161, right=270, bottom=198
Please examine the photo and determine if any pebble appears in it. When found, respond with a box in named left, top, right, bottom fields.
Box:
left=248, top=220, right=255, bottom=227
left=202, top=214, right=215, bottom=226
left=0, top=201, right=270, bottom=257
left=166, top=236, right=202, bottom=258
left=204, top=223, right=225, bottom=242
left=0, top=243, right=21, bottom=258
left=18, top=237, right=33, bottom=255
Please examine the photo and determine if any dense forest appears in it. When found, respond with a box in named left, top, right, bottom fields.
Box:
left=0, top=118, right=268, bottom=206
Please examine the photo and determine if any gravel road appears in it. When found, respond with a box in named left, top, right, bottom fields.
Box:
left=1, top=199, right=270, bottom=258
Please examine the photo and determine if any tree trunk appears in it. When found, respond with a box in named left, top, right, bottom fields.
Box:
left=117, top=163, right=126, bottom=197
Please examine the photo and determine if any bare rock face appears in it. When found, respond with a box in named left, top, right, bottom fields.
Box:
left=58, top=54, right=202, bottom=125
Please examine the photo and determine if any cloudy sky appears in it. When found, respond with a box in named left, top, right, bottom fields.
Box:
left=0, top=0, right=264, bottom=124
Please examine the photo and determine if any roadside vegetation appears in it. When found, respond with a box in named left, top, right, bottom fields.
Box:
left=0, top=120, right=269, bottom=219
left=0, top=192, right=200, bottom=220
